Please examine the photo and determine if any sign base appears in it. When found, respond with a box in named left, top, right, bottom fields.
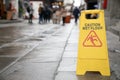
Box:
left=76, top=59, right=110, bottom=76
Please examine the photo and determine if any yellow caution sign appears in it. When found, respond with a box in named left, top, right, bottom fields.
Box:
left=76, top=10, right=110, bottom=76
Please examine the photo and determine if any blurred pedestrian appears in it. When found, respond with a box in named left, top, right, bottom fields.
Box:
left=73, top=7, right=80, bottom=24
left=61, top=7, right=67, bottom=26
left=47, top=8, right=52, bottom=22
left=38, top=4, right=43, bottom=24
left=52, top=8, right=61, bottom=24
left=27, top=3, right=34, bottom=23
left=55, top=8, right=61, bottom=24
left=52, top=11, right=57, bottom=24
left=43, top=7, right=50, bottom=23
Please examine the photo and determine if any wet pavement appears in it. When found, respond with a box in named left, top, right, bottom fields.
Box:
left=0, top=20, right=74, bottom=80
left=0, top=20, right=120, bottom=80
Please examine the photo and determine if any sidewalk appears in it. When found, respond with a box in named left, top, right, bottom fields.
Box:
left=55, top=21, right=120, bottom=80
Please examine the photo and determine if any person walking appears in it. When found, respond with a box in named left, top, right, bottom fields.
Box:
left=38, top=4, right=43, bottom=24
left=73, top=7, right=80, bottom=24
left=27, top=3, right=34, bottom=23
left=61, top=7, right=67, bottom=26
left=55, top=8, right=61, bottom=24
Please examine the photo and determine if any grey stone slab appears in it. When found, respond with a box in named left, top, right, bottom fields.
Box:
left=35, top=42, right=66, bottom=49
left=0, top=57, right=16, bottom=71
left=17, top=37, right=44, bottom=43
left=0, top=62, right=59, bottom=80
left=21, top=57, right=60, bottom=63
left=65, top=43, right=78, bottom=52
left=46, top=36, right=67, bottom=43
left=63, top=51, right=77, bottom=58
left=58, top=58, right=77, bottom=71
left=55, top=72, right=78, bottom=80
left=0, top=42, right=36, bottom=57
left=23, top=47, right=64, bottom=62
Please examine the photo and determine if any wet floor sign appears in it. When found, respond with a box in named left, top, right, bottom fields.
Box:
left=76, top=10, right=110, bottom=76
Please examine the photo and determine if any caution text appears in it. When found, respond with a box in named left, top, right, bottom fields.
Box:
left=83, top=23, right=103, bottom=30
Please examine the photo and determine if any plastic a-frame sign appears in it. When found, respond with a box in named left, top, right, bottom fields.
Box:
left=76, top=10, right=110, bottom=76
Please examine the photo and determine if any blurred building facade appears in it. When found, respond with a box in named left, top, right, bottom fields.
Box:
left=0, top=0, right=30, bottom=20
left=0, top=0, right=120, bottom=21
left=0, top=0, right=18, bottom=19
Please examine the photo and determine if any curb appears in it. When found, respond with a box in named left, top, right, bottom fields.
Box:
left=0, top=19, right=23, bottom=24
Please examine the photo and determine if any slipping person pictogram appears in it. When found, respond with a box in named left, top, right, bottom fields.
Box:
left=83, top=30, right=102, bottom=47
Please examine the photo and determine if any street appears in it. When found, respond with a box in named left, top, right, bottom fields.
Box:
left=0, top=20, right=120, bottom=80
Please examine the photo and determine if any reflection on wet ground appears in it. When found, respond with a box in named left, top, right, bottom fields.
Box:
left=0, top=23, right=62, bottom=75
